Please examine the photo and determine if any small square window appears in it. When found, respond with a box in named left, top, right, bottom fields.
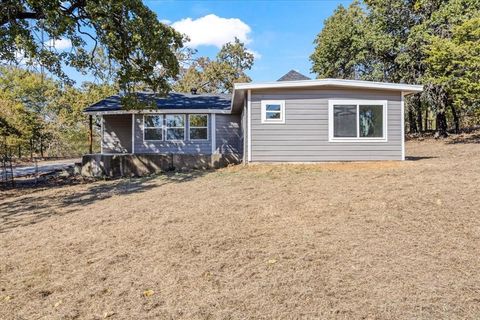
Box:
left=261, top=100, right=285, bottom=124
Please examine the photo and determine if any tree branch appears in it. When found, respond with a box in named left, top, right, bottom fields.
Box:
left=0, top=11, right=44, bottom=26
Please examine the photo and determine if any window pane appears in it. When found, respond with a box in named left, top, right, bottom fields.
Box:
left=334, top=105, right=357, bottom=137
left=190, top=114, right=207, bottom=127
left=266, top=111, right=281, bottom=119
left=359, top=105, right=383, bottom=137
left=144, top=128, right=163, bottom=140
left=145, top=115, right=162, bottom=128
left=190, top=128, right=208, bottom=140
left=266, top=104, right=281, bottom=111
left=166, top=115, right=184, bottom=127
left=166, top=128, right=185, bottom=140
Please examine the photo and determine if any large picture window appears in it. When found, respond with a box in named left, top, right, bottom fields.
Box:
left=329, top=100, right=387, bottom=142
left=166, top=114, right=185, bottom=141
left=144, top=115, right=163, bottom=141
left=189, top=114, right=208, bottom=140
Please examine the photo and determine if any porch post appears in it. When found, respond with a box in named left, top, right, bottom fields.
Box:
left=88, top=114, right=93, bottom=154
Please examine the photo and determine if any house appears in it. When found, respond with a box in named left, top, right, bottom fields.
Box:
left=82, top=71, right=423, bottom=176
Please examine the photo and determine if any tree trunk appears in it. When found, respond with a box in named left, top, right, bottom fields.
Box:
left=18, top=145, right=21, bottom=159
left=40, top=135, right=44, bottom=158
left=408, top=110, right=418, bottom=133
left=450, top=104, right=460, bottom=134
left=436, top=111, right=448, bottom=138
left=30, top=138, right=33, bottom=160
left=424, top=109, right=428, bottom=131
left=417, top=108, right=423, bottom=132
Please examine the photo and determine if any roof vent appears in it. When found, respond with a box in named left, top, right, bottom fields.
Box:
left=190, top=88, right=198, bottom=95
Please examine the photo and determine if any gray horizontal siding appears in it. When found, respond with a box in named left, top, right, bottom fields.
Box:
left=133, top=114, right=212, bottom=154
left=215, top=114, right=242, bottom=154
left=250, top=88, right=402, bottom=161
left=102, top=114, right=132, bottom=153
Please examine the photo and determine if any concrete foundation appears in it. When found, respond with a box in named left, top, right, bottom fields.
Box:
left=81, top=153, right=241, bottom=178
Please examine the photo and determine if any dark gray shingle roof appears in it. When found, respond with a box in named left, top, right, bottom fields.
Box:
left=277, top=70, right=311, bottom=81
left=84, top=92, right=231, bottom=112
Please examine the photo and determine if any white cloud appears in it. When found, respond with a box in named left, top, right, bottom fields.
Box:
left=246, top=49, right=262, bottom=59
left=159, top=19, right=171, bottom=25
left=172, top=14, right=251, bottom=48
left=44, top=38, right=72, bottom=50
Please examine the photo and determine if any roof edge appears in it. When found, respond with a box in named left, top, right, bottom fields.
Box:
left=84, top=109, right=232, bottom=115
left=234, top=79, right=423, bottom=93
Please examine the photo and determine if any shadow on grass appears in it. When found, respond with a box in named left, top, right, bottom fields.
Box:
left=405, top=156, right=438, bottom=161
left=0, top=170, right=210, bottom=233
left=445, top=134, right=480, bottom=144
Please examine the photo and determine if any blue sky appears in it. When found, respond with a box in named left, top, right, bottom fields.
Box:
left=66, top=0, right=353, bottom=84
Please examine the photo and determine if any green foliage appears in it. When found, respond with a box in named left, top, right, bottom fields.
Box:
left=310, top=0, right=480, bottom=133
left=0, top=0, right=183, bottom=93
left=310, top=1, right=373, bottom=80
left=174, top=38, right=254, bottom=94
left=424, top=12, right=480, bottom=124
left=0, top=66, right=116, bottom=157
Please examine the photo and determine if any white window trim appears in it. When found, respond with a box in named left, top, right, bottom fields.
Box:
left=143, top=114, right=164, bottom=141
left=328, top=99, right=388, bottom=142
left=165, top=114, right=186, bottom=142
left=188, top=114, right=209, bottom=141
left=261, top=100, right=285, bottom=124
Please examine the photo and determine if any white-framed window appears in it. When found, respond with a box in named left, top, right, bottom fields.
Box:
left=165, top=114, right=185, bottom=141
left=189, top=114, right=208, bottom=141
left=261, top=100, right=285, bottom=124
left=328, top=100, right=388, bottom=142
left=143, top=114, right=163, bottom=141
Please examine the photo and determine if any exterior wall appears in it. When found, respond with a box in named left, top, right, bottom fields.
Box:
left=215, top=114, right=242, bottom=154
left=102, top=114, right=132, bottom=153
left=129, top=113, right=242, bottom=156
left=249, top=88, right=403, bottom=161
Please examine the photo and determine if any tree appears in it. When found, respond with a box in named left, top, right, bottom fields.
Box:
left=0, top=66, right=116, bottom=157
left=174, top=38, right=254, bottom=94
left=310, top=0, right=480, bottom=136
left=310, top=1, right=373, bottom=80
left=0, top=0, right=183, bottom=94
left=423, top=9, right=480, bottom=132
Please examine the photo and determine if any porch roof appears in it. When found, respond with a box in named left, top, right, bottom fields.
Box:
left=84, top=92, right=231, bottom=114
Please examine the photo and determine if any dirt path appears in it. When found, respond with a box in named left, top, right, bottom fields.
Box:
left=1, top=141, right=479, bottom=319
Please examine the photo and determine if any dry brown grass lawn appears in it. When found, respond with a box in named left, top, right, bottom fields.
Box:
left=1, top=140, right=480, bottom=319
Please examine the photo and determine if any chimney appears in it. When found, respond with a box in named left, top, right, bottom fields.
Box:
left=190, top=88, right=198, bottom=95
